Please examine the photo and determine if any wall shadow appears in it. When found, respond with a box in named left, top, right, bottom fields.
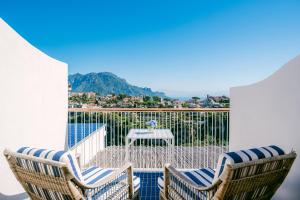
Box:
left=0, top=193, right=28, bottom=200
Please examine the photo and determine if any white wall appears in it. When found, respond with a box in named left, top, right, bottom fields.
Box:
left=230, top=55, right=300, bottom=199
left=0, top=18, right=68, bottom=196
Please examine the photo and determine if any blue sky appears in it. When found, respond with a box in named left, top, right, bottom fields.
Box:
left=1, top=0, right=300, bottom=97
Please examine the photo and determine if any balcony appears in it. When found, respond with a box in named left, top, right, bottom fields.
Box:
left=67, top=108, right=229, bottom=199
left=1, top=17, right=299, bottom=199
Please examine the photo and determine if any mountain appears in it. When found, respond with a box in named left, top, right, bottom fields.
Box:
left=68, top=72, right=166, bottom=97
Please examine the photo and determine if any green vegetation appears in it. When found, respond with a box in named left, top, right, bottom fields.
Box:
left=192, top=96, right=200, bottom=101
left=69, top=94, right=95, bottom=104
left=68, top=111, right=229, bottom=147
left=116, top=93, right=127, bottom=100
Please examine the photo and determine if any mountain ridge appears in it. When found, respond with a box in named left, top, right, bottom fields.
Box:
left=68, top=72, right=166, bottom=97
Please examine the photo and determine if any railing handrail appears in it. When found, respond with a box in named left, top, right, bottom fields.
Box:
left=68, top=107, right=230, bottom=112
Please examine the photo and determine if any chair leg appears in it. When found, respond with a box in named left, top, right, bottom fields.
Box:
left=159, top=191, right=167, bottom=200
left=132, top=190, right=140, bottom=200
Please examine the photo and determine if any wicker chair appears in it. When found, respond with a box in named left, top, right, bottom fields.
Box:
left=4, top=147, right=140, bottom=200
left=158, top=145, right=296, bottom=200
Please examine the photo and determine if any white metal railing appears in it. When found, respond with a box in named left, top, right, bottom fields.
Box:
left=68, top=108, right=229, bottom=170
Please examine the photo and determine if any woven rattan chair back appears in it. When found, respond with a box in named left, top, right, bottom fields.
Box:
left=161, top=151, right=296, bottom=200
left=4, top=149, right=84, bottom=200
left=215, top=152, right=296, bottom=200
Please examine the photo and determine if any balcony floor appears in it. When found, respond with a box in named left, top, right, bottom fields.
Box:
left=92, top=145, right=226, bottom=169
left=134, top=171, right=162, bottom=200
left=88, top=146, right=226, bottom=199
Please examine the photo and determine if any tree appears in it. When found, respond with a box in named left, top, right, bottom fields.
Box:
left=81, top=93, right=88, bottom=103
left=143, top=96, right=151, bottom=102
left=192, top=96, right=200, bottom=104
left=117, top=93, right=127, bottom=100
left=182, top=102, right=189, bottom=108
left=192, top=96, right=200, bottom=101
left=152, top=96, right=161, bottom=102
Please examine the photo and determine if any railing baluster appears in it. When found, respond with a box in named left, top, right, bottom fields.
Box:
left=68, top=108, right=229, bottom=170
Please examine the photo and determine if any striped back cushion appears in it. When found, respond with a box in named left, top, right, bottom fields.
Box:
left=17, top=147, right=84, bottom=182
left=213, top=145, right=285, bottom=182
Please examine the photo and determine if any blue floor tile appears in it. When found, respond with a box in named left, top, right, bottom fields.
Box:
left=134, top=171, right=163, bottom=200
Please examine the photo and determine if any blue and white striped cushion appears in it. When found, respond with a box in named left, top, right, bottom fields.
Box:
left=17, top=147, right=84, bottom=182
left=213, top=145, right=285, bottom=182
left=82, top=166, right=140, bottom=192
left=158, top=167, right=215, bottom=196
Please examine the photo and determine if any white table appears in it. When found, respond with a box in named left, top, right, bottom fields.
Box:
left=125, top=129, right=174, bottom=168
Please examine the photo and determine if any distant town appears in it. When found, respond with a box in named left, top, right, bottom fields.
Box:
left=68, top=85, right=230, bottom=109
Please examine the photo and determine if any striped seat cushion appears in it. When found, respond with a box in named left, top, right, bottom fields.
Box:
left=213, top=145, right=285, bottom=182
left=158, top=167, right=215, bottom=198
left=82, top=166, right=140, bottom=199
left=82, top=166, right=140, bottom=192
left=17, top=147, right=84, bottom=182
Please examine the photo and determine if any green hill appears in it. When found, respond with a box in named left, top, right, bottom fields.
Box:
left=68, top=72, right=166, bottom=97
